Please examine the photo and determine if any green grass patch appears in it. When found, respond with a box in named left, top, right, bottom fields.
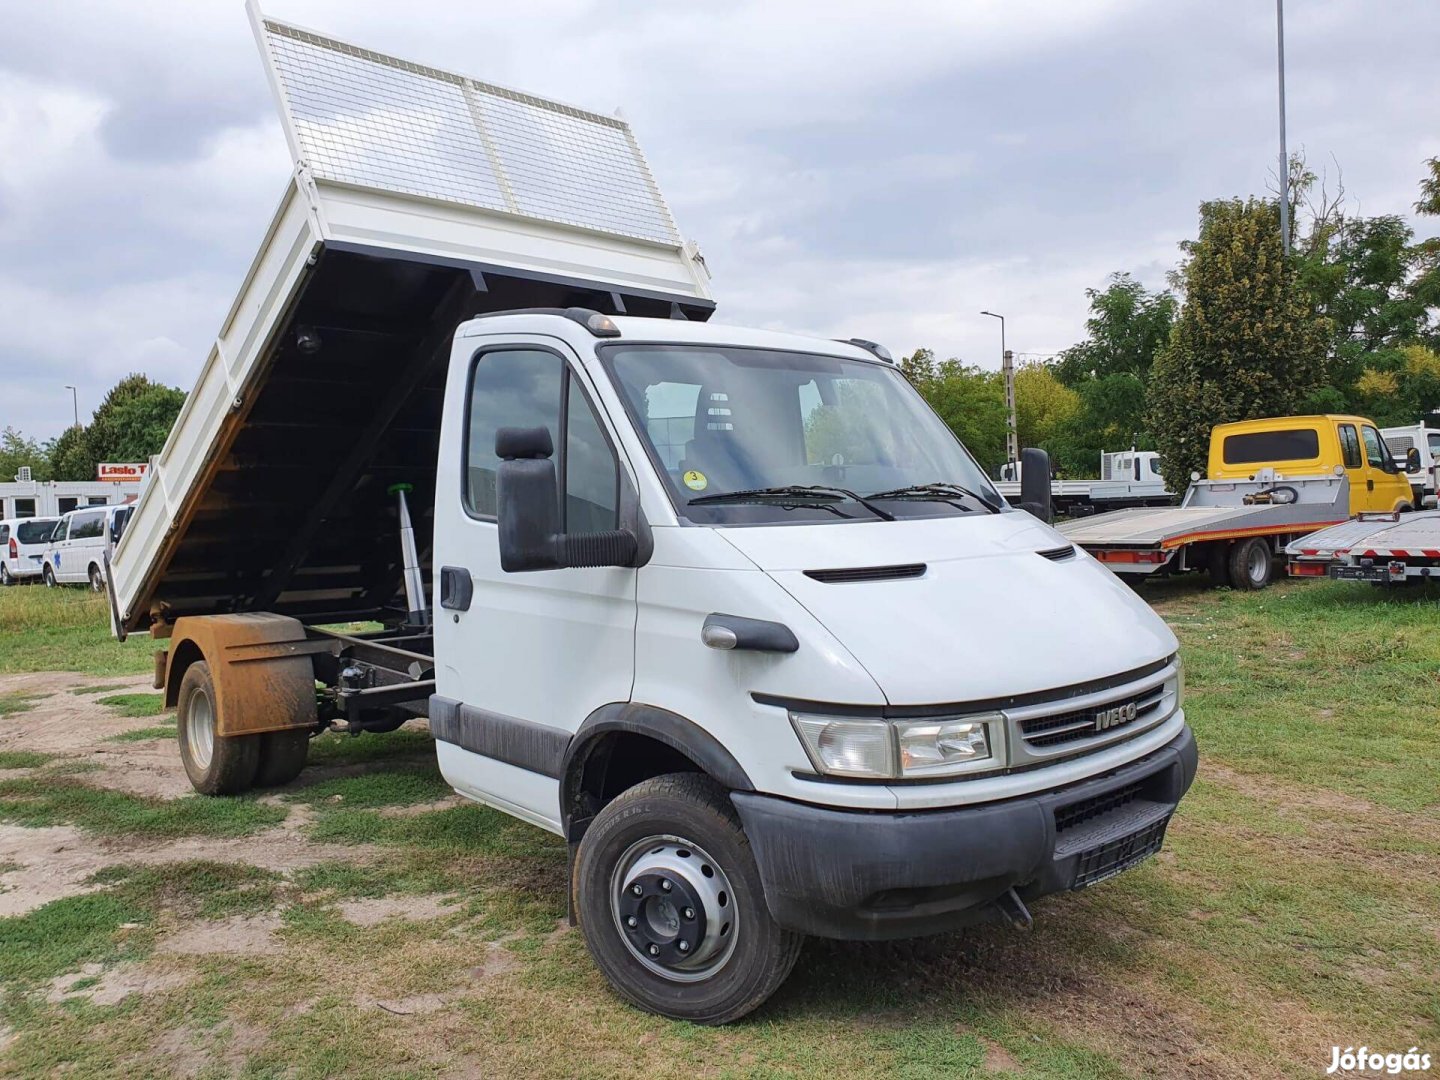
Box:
left=0, top=692, right=44, bottom=717
left=95, top=692, right=166, bottom=718
left=285, top=764, right=451, bottom=809
left=0, top=891, right=154, bottom=988
left=71, top=683, right=132, bottom=695
left=0, top=750, right=55, bottom=769
left=103, top=726, right=175, bottom=743
left=305, top=727, right=435, bottom=765
left=0, top=587, right=154, bottom=676
left=0, top=776, right=286, bottom=838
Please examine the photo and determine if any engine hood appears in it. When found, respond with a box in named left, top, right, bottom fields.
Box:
left=717, top=513, right=1178, bottom=705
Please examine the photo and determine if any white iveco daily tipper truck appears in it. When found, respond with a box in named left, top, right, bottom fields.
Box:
left=107, top=7, right=1197, bottom=1024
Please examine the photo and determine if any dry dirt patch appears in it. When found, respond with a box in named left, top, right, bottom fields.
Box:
left=157, top=913, right=285, bottom=956
left=336, top=893, right=458, bottom=927
left=47, top=961, right=190, bottom=1006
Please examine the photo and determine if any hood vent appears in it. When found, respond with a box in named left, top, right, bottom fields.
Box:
left=1036, top=545, right=1076, bottom=562
left=804, top=563, right=926, bottom=584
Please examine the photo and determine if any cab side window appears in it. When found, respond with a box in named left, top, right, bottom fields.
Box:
left=1338, top=424, right=1363, bottom=469
left=464, top=348, right=620, bottom=531
left=70, top=512, right=105, bottom=540
left=1361, top=426, right=1389, bottom=470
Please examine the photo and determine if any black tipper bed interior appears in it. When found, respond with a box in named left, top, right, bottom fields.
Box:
left=132, top=243, right=712, bottom=633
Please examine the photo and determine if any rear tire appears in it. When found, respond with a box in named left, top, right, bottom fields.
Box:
left=573, top=773, right=802, bottom=1025
left=254, top=728, right=310, bottom=788
left=177, top=661, right=259, bottom=796
left=88, top=564, right=105, bottom=593
left=42, top=564, right=56, bottom=588
left=1228, top=537, right=1272, bottom=590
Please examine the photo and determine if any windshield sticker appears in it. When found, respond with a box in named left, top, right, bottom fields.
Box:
left=683, top=470, right=708, bottom=491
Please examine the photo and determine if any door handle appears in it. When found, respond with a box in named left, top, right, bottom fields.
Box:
left=439, top=566, right=473, bottom=611
left=1367, top=477, right=1374, bottom=491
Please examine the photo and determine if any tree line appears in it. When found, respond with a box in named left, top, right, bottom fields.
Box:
left=905, top=156, right=1440, bottom=491
left=1, top=375, right=186, bottom=484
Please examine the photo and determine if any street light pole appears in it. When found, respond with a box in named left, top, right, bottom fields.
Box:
left=63, top=385, right=79, bottom=428
left=981, top=311, right=1018, bottom=464
left=1276, top=0, right=1290, bottom=256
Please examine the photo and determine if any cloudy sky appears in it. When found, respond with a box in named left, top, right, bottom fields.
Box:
left=1, top=0, right=1437, bottom=442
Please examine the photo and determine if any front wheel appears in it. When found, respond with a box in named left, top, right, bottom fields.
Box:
left=573, top=773, right=802, bottom=1025
left=177, top=661, right=260, bottom=795
left=0, top=564, right=11, bottom=586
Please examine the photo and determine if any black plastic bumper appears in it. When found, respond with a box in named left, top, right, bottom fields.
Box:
left=731, top=725, right=1198, bottom=940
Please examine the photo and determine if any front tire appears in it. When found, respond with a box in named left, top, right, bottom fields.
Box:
left=177, top=661, right=259, bottom=795
left=1228, top=537, right=1273, bottom=590
left=0, top=564, right=11, bottom=586
left=573, top=773, right=802, bottom=1025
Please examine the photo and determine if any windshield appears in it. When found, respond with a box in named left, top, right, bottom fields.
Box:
left=603, top=344, right=1002, bottom=524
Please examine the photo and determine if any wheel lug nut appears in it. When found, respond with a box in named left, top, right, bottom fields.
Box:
left=677, top=940, right=690, bottom=953
left=647, top=944, right=660, bottom=957
left=630, top=883, right=643, bottom=896
left=626, top=916, right=638, bottom=928
left=660, top=880, right=672, bottom=892
left=682, top=907, right=695, bottom=920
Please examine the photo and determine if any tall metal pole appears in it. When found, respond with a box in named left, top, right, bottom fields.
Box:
left=981, top=311, right=1018, bottom=463
left=1276, top=0, right=1290, bottom=256
left=64, top=385, right=79, bottom=428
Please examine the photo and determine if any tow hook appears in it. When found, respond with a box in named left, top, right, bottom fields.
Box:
left=995, top=887, right=1033, bottom=930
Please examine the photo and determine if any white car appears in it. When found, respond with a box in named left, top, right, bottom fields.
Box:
left=0, top=517, right=60, bottom=585
left=43, top=505, right=133, bottom=591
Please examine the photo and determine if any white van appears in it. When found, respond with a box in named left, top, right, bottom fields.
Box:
left=1381, top=424, right=1440, bottom=507
left=43, top=504, right=133, bottom=590
left=0, top=517, right=60, bottom=585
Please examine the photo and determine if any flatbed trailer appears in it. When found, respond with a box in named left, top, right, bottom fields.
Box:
left=992, top=478, right=1174, bottom=516
left=1285, top=510, right=1440, bottom=583
left=1057, top=474, right=1350, bottom=589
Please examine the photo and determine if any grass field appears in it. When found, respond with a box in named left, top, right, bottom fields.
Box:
left=0, top=579, right=1436, bottom=1078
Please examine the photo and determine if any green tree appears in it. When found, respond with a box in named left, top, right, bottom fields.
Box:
left=1054, top=274, right=1177, bottom=386
left=0, top=427, right=52, bottom=482
left=1013, top=362, right=1080, bottom=451
left=1147, top=197, right=1330, bottom=490
left=1048, top=373, right=1150, bottom=477
left=83, top=374, right=186, bottom=465
left=46, top=425, right=92, bottom=481
left=900, top=348, right=1008, bottom=472
left=1413, top=157, right=1440, bottom=350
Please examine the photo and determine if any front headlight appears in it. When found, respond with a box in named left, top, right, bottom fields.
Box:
left=790, top=711, right=1003, bottom=779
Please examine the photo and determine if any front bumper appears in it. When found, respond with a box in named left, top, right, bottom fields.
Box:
left=732, top=725, right=1197, bottom=940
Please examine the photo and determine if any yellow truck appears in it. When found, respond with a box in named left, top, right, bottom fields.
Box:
left=1058, top=415, right=1414, bottom=589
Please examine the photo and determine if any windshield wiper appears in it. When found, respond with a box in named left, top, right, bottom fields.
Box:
left=864, top=482, right=1002, bottom=514
left=689, top=484, right=896, bottom=521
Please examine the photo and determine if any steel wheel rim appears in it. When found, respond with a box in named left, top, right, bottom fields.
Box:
left=187, top=687, right=215, bottom=771
left=1246, top=544, right=1267, bottom=582
left=610, top=834, right=739, bottom=983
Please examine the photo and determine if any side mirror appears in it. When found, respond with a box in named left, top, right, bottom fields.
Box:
left=1405, top=447, right=1421, bottom=474
left=494, top=426, right=643, bottom=573
left=1018, top=447, right=1053, bottom=523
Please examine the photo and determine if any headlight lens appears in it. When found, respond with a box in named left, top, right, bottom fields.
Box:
left=790, top=712, right=1001, bottom=779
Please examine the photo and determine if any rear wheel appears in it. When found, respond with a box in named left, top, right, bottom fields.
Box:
left=88, top=564, right=105, bottom=593
left=1228, top=537, right=1273, bottom=590
left=574, top=773, right=802, bottom=1025
left=177, top=662, right=259, bottom=795
left=42, top=564, right=56, bottom=588
left=254, top=728, right=310, bottom=787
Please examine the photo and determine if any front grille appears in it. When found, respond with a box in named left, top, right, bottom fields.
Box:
left=1019, top=685, right=1164, bottom=749
left=804, top=563, right=926, bottom=583
left=1072, top=816, right=1170, bottom=888
left=1054, top=779, right=1146, bottom=833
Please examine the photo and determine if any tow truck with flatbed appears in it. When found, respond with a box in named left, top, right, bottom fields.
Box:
left=1285, top=510, right=1440, bottom=583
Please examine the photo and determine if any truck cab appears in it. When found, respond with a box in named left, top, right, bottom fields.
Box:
left=1208, top=415, right=1413, bottom=515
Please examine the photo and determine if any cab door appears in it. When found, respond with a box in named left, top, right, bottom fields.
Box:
left=1359, top=423, right=1410, bottom=511
left=1336, top=423, right=1369, bottom=514
left=431, top=339, right=637, bottom=832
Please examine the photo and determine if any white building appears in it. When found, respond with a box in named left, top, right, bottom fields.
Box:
left=1, top=475, right=146, bottom=520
